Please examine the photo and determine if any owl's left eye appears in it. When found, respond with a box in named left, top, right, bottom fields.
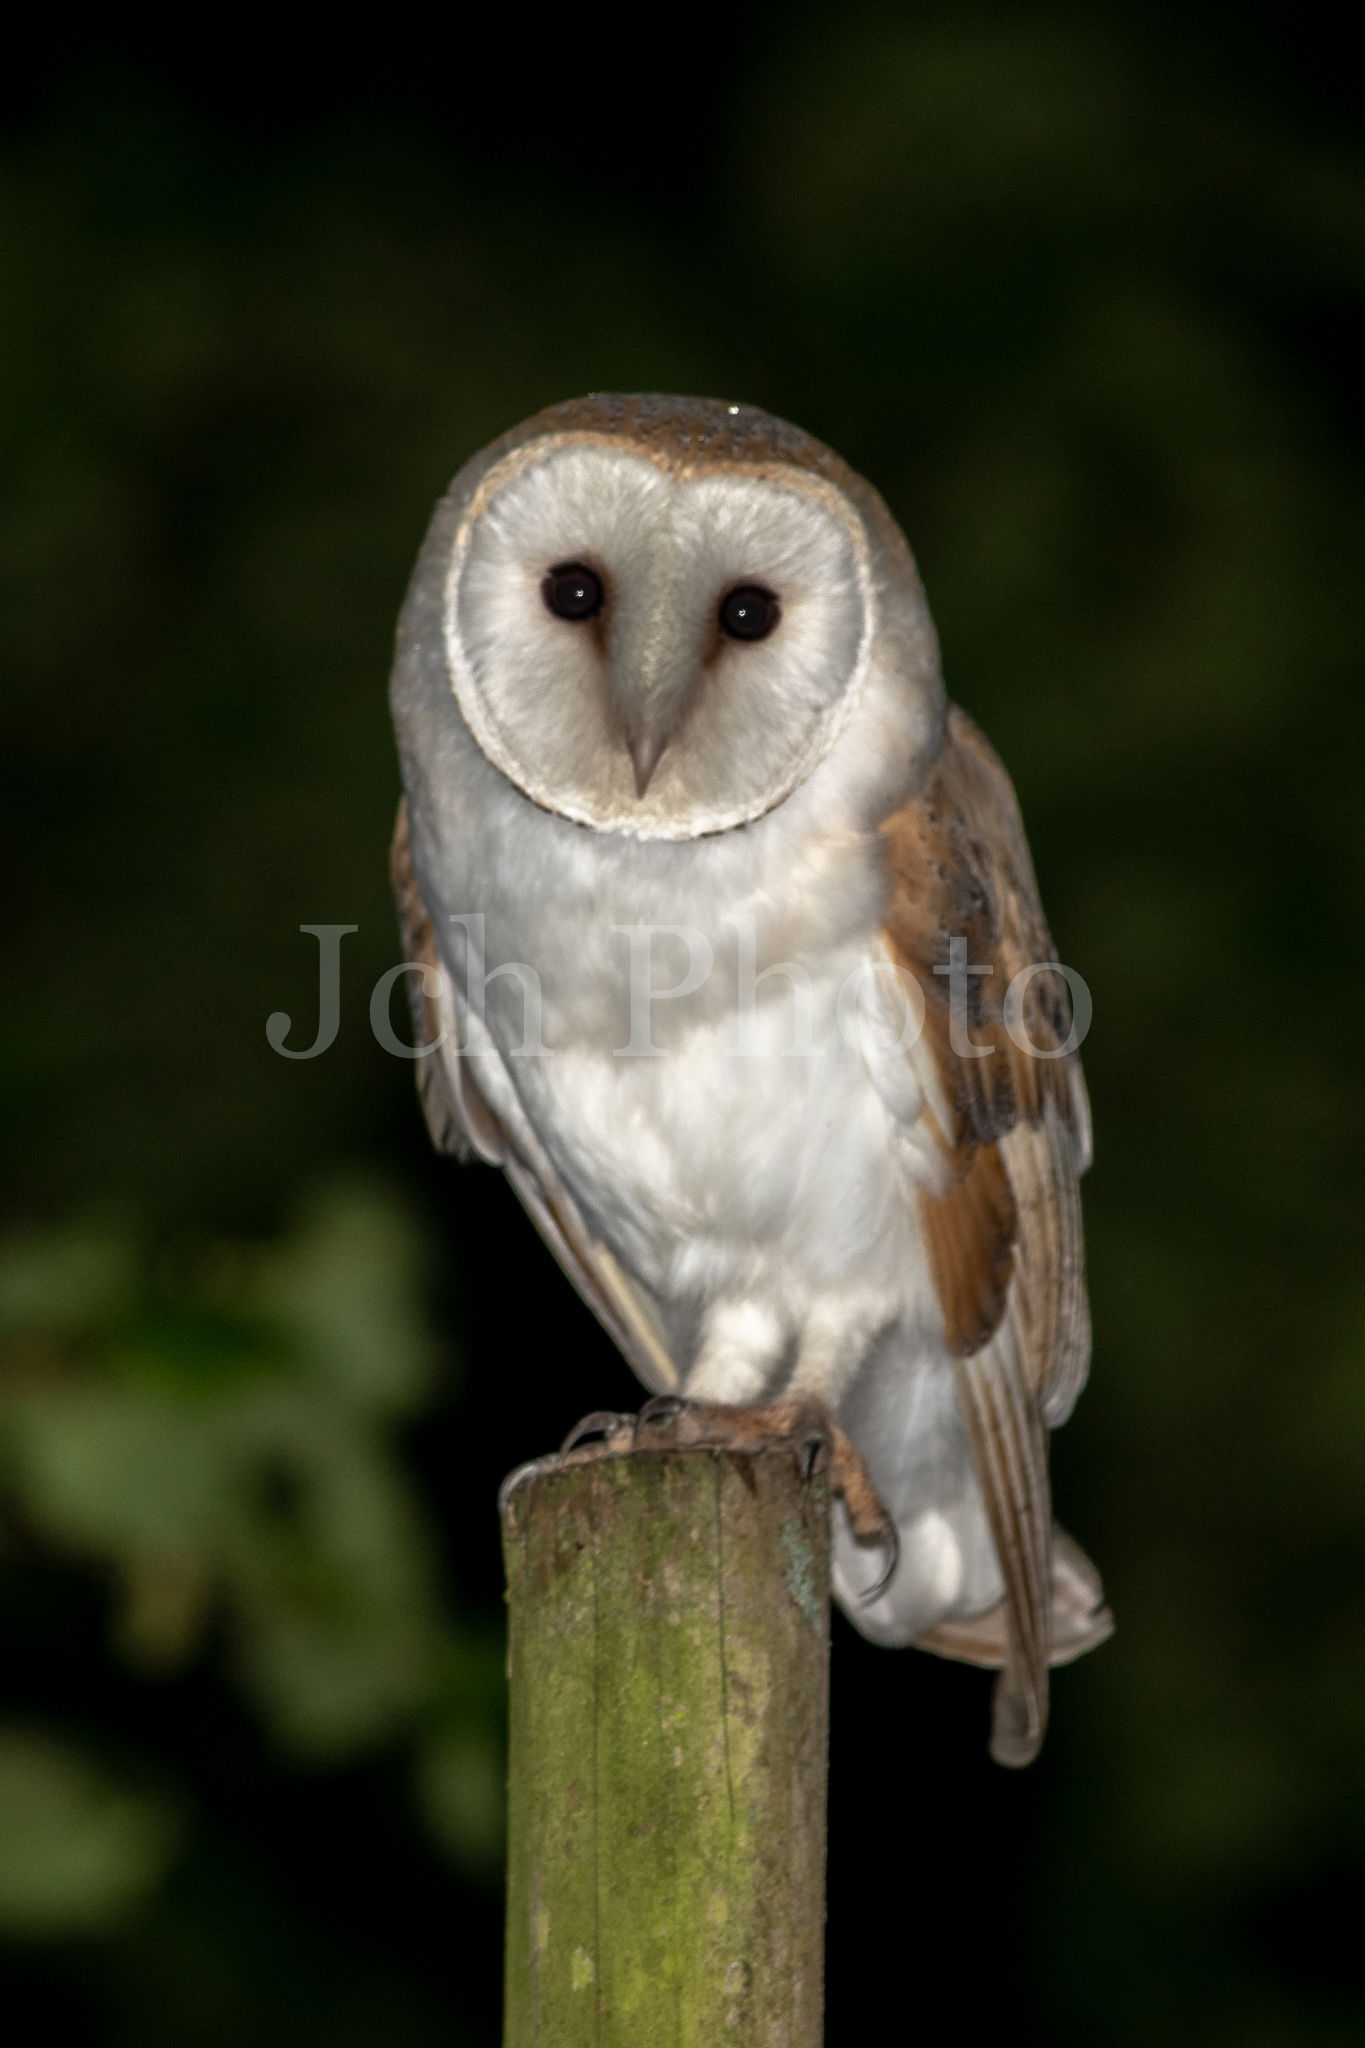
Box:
left=718, top=584, right=780, bottom=642
left=543, top=562, right=604, bottom=621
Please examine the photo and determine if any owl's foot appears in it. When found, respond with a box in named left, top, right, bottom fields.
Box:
left=558, top=1409, right=637, bottom=1455
left=635, top=1394, right=898, bottom=1597
left=534, top=1392, right=897, bottom=1599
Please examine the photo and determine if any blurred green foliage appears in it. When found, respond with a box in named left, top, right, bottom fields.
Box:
left=0, top=1185, right=504, bottom=1942
left=2, top=5, right=1364, bottom=2042
left=0, top=1727, right=178, bottom=1939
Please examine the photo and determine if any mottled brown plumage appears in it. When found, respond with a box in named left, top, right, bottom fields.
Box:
left=879, top=707, right=1099, bottom=1759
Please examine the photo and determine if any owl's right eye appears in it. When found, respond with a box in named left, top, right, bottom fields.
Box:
left=543, top=563, right=604, bottom=621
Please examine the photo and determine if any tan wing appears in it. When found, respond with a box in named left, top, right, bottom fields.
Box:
left=390, top=801, right=679, bottom=1393
left=882, top=707, right=1106, bottom=1764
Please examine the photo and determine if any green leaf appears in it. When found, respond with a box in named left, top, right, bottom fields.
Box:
left=248, top=1180, right=436, bottom=1413
left=0, top=1726, right=178, bottom=1937
left=0, top=1220, right=135, bottom=1334
left=415, top=1721, right=505, bottom=1877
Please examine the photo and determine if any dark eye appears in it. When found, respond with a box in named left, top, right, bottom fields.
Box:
left=718, top=584, right=780, bottom=642
left=543, top=562, right=604, bottom=621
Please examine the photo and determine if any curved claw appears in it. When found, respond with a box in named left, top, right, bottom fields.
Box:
left=858, top=1517, right=901, bottom=1606
left=559, top=1410, right=634, bottom=1455
left=498, top=1457, right=551, bottom=1517
left=636, top=1394, right=689, bottom=1433
left=798, top=1430, right=832, bottom=1483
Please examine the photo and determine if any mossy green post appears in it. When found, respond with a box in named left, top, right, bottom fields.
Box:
left=501, top=1445, right=831, bottom=2046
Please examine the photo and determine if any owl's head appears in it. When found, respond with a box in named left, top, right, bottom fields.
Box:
left=402, top=395, right=943, bottom=841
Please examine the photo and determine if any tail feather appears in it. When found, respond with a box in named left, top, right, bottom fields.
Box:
left=912, top=1525, right=1113, bottom=1672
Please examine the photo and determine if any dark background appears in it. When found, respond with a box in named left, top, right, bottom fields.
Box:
left=2, top=4, right=1363, bottom=2040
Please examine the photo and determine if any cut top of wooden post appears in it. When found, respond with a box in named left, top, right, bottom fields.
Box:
left=502, top=1443, right=831, bottom=2048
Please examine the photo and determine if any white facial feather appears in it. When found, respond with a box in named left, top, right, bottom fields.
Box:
left=445, top=437, right=876, bottom=838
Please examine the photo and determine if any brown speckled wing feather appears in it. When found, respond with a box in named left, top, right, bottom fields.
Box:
left=882, top=707, right=1096, bottom=1762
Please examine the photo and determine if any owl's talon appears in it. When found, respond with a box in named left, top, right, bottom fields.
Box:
left=858, top=1519, right=901, bottom=1605
left=636, top=1394, right=689, bottom=1433
left=798, top=1431, right=831, bottom=1483
left=559, top=1410, right=635, bottom=1455
left=498, top=1456, right=555, bottom=1516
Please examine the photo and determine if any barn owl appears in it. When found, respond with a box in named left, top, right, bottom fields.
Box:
left=388, top=394, right=1111, bottom=1765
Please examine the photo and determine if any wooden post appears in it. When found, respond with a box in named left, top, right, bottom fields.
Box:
left=501, top=1443, right=830, bottom=2046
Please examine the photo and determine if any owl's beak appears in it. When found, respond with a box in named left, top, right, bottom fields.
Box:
left=610, top=641, right=699, bottom=799
left=608, top=556, right=704, bottom=800
left=626, top=729, right=668, bottom=798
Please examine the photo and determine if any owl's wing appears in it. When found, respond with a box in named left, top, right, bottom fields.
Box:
left=390, top=801, right=679, bottom=1393
left=881, top=707, right=1103, bottom=1764
left=390, top=799, right=504, bottom=1165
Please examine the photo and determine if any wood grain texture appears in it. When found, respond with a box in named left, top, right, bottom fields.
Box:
left=501, top=1447, right=830, bottom=2047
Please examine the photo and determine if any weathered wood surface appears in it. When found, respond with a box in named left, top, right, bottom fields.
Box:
left=501, top=1445, right=830, bottom=2047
